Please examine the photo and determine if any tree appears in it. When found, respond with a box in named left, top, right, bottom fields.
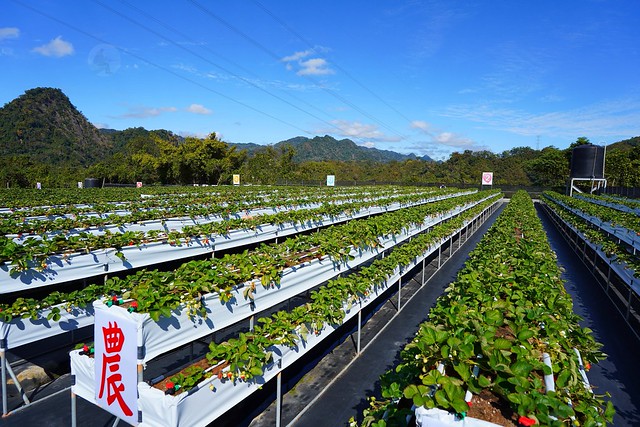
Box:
left=525, top=147, right=568, bottom=188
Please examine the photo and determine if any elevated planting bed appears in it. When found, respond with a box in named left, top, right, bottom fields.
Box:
left=69, top=197, right=501, bottom=426
left=353, top=191, right=613, bottom=427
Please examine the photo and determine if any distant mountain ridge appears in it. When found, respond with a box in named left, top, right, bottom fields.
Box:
left=231, top=135, right=432, bottom=163
left=0, top=87, right=112, bottom=166
left=0, top=87, right=429, bottom=165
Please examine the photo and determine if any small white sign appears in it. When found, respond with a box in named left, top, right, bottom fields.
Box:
left=326, top=175, right=335, bottom=187
left=233, top=174, right=240, bottom=185
left=136, top=182, right=142, bottom=188
left=36, top=182, right=42, bottom=190
left=94, top=307, right=138, bottom=424
left=78, top=181, right=83, bottom=189
left=481, top=172, right=493, bottom=186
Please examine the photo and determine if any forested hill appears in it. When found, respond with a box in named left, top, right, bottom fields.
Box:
left=275, top=135, right=431, bottom=163
left=0, top=87, right=112, bottom=166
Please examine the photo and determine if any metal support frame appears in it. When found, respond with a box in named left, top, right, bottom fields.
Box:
left=276, top=359, right=283, bottom=427
left=1, top=340, right=31, bottom=416
left=568, top=177, right=607, bottom=197
left=356, top=310, right=362, bottom=354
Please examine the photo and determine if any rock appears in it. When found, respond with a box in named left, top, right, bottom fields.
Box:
left=7, top=365, right=51, bottom=393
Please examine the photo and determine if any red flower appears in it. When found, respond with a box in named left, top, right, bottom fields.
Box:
left=131, top=301, right=138, bottom=308
left=82, top=345, right=89, bottom=352
left=166, top=381, right=174, bottom=390
left=518, top=416, right=536, bottom=426
left=112, top=295, right=118, bottom=302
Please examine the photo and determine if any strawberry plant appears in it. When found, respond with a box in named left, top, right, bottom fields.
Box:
left=160, top=195, right=500, bottom=393
left=356, top=191, right=614, bottom=426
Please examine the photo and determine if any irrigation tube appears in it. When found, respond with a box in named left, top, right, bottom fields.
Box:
left=542, top=352, right=555, bottom=393
left=286, top=201, right=501, bottom=427
left=573, top=348, right=592, bottom=392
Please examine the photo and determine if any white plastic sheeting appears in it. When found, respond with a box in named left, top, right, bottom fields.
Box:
left=546, top=196, right=640, bottom=252
left=543, top=201, right=640, bottom=295
left=0, top=191, right=476, bottom=294
left=2, top=194, right=494, bottom=350
left=0, top=305, right=95, bottom=349
left=102, top=194, right=492, bottom=364
left=414, top=407, right=501, bottom=427
left=575, top=194, right=640, bottom=216
left=70, top=200, right=499, bottom=427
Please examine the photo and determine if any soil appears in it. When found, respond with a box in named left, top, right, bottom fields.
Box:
left=466, top=389, right=519, bottom=427
left=152, top=358, right=227, bottom=393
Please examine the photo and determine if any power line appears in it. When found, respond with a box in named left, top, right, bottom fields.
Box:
left=186, top=0, right=408, bottom=142
left=252, top=0, right=416, bottom=126
left=11, top=0, right=313, bottom=136
left=110, top=0, right=348, bottom=136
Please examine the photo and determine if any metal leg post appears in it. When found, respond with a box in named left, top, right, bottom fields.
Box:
left=71, top=391, right=77, bottom=427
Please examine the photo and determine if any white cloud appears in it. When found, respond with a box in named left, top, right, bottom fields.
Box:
left=32, top=36, right=74, bottom=57
left=411, top=118, right=485, bottom=151
left=360, top=141, right=375, bottom=148
left=178, top=131, right=210, bottom=139
left=441, top=98, right=640, bottom=139
left=298, top=58, right=334, bottom=76
left=324, top=120, right=402, bottom=142
left=433, top=132, right=476, bottom=148
left=281, top=49, right=313, bottom=62
left=0, top=27, right=19, bottom=41
left=114, top=106, right=177, bottom=119
left=93, top=122, right=109, bottom=129
left=410, top=120, right=432, bottom=132
left=281, top=47, right=334, bottom=76
left=186, top=104, right=212, bottom=115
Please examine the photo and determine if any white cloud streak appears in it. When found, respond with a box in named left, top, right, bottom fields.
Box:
left=322, top=120, right=402, bottom=142
left=441, top=98, right=640, bottom=139
left=32, top=36, right=74, bottom=57
left=114, top=106, right=178, bottom=119
left=0, top=27, right=19, bottom=41
left=411, top=119, right=483, bottom=150
left=281, top=47, right=334, bottom=76
left=186, top=104, right=212, bottom=115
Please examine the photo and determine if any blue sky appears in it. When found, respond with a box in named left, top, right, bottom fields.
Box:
left=2, top=0, right=640, bottom=160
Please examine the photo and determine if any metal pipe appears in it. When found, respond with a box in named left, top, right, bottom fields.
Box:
left=1, top=346, right=7, bottom=415
left=276, top=371, right=282, bottom=427
left=71, top=391, right=77, bottom=427
left=357, top=310, right=362, bottom=354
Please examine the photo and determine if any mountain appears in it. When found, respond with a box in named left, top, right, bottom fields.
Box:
left=231, top=135, right=431, bottom=163
left=606, top=136, right=640, bottom=152
left=0, top=87, right=112, bottom=166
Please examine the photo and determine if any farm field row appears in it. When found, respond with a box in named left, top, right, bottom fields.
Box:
left=68, top=190, right=502, bottom=426
left=0, top=187, right=466, bottom=283
left=355, top=191, right=613, bottom=427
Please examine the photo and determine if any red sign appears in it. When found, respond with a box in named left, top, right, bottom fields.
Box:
left=98, top=321, right=133, bottom=416
left=95, top=306, right=138, bottom=424
left=481, top=172, right=493, bottom=185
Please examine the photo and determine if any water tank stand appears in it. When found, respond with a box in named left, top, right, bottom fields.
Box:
left=569, top=177, right=607, bottom=197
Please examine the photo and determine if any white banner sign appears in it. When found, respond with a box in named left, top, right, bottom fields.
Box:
left=94, top=306, right=138, bottom=425
left=326, top=175, right=335, bottom=186
left=233, top=174, right=240, bottom=185
left=481, top=172, right=493, bottom=186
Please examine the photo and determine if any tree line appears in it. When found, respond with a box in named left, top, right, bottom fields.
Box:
left=1, top=132, right=638, bottom=190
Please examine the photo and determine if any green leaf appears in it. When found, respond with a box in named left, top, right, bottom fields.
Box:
left=510, top=360, right=533, bottom=377
left=478, top=375, right=492, bottom=388
left=517, top=329, right=535, bottom=341
left=493, top=337, right=512, bottom=350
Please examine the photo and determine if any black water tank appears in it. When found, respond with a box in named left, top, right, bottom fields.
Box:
left=570, top=144, right=605, bottom=179
left=84, top=178, right=101, bottom=188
